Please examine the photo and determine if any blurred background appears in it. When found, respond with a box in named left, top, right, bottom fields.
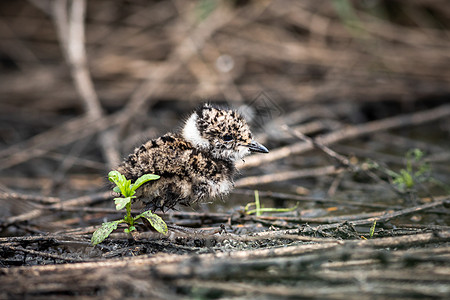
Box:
left=0, top=0, right=449, bottom=210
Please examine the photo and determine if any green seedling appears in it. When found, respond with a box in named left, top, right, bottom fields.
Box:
left=245, top=190, right=299, bottom=216
left=386, top=149, right=430, bottom=192
left=91, top=171, right=167, bottom=245
left=361, top=220, right=377, bottom=240
left=365, top=148, right=446, bottom=194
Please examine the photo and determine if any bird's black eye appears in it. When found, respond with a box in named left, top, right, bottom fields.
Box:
left=223, top=134, right=234, bottom=142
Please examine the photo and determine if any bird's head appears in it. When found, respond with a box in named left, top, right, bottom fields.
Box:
left=182, top=104, right=268, bottom=161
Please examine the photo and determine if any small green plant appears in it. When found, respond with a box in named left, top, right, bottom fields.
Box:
left=91, top=171, right=167, bottom=245
left=386, top=149, right=431, bottom=192
left=245, top=190, right=298, bottom=216
left=364, top=148, right=443, bottom=194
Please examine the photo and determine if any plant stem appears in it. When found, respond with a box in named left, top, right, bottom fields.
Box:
left=126, top=202, right=134, bottom=226
left=254, top=190, right=261, bottom=216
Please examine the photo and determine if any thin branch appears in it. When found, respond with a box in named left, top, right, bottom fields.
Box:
left=240, top=104, right=450, bottom=169
left=235, top=165, right=340, bottom=187
left=281, top=124, right=352, bottom=168
left=232, top=189, right=393, bottom=209
left=0, top=191, right=60, bottom=205
left=51, top=0, right=120, bottom=168
left=1, top=191, right=111, bottom=227
left=317, top=196, right=449, bottom=230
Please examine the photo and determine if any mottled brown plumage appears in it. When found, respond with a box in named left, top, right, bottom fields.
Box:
left=116, top=104, right=268, bottom=211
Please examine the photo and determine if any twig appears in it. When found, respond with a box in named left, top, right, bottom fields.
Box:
left=317, top=196, right=449, bottom=230
left=327, top=172, right=344, bottom=196
left=235, top=165, right=341, bottom=187
left=0, top=191, right=60, bottom=205
left=281, top=124, right=352, bottom=168
left=2, top=245, right=92, bottom=262
left=232, top=189, right=393, bottom=209
left=51, top=0, right=120, bottom=168
left=281, top=123, right=405, bottom=196
left=1, top=191, right=111, bottom=227
left=240, top=104, right=450, bottom=169
left=50, top=136, right=94, bottom=189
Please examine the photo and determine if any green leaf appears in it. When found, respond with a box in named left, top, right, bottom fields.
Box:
left=409, top=148, right=424, bottom=161
left=108, top=171, right=132, bottom=197
left=124, top=179, right=132, bottom=197
left=124, top=225, right=136, bottom=233
left=114, top=197, right=132, bottom=210
left=108, top=170, right=124, bottom=185
left=386, top=169, right=400, bottom=178
left=400, top=169, right=414, bottom=188
left=91, top=220, right=122, bottom=245
left=136, top=210, right=168, bottom=235
left=416, top=163, right=430, bottom=178
left=131, top=174, right=160, bottom=193
left=113, top=186, right=121, bottom=194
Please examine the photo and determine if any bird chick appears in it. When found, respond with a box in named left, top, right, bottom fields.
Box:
left=116, top=103, right=268, bottom=211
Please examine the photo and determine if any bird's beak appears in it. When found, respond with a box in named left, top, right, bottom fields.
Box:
left=247, top=141, right=269, bottom=153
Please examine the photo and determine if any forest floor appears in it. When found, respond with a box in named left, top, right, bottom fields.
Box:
left=1, top=99, right=449, bottom=299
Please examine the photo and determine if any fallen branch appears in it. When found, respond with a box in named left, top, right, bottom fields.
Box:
left=235, top=165, right=340, bottom=187
left=1, top=191, right=111, bottom=227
